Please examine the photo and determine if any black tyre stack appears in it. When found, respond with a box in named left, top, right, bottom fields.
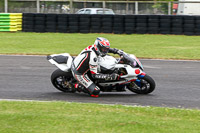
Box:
left=34, top=13, right=46, bottom=32
left=68, top=14, right=79, bottom=33
left=45, top=14, right=57, bottom=32
left=113, top=15, right=124, bottom=34
left=22, top=13, right=34, bottom=32
left=195, top=16, right=200, bottom=35
left=79, top=14, right=90, bottom=33
left=101, top=15, right=113, bottom=33
left=124, top=15, right=136, bottom=34
left=171, top=15, right=183, bottom=35
left=136, top=15, right=148, bottom=34
left=183, top=16, right=195, bottom=35
left=90, top=15, right=102, bottom=33
left=147, top=15, right=159, bottom=34
left=22, top=13, right=200, bottom=36
left=159, top=15, right=171, bottom=34
left=57, top=14, right=68, bottom=33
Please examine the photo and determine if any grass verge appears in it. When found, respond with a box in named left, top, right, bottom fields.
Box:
left=0, top=101, right=200, bottom=133
left=0, top=32, right=200, bottom=60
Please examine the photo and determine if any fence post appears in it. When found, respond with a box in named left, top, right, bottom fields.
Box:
left=70, top=0, right=73, bottom=13
left=126, top=1, right=129, bottom=14
left=4, top=0, right=8, bottom=13
left=168, top=2, right=171, bottom=15
left=135, top=1, right=138, bottom=15
left=84, top=1, right=86, bottom=8
left=103, top=1, right=106, bottom=14
left=36, top=0, right=40, bottom=13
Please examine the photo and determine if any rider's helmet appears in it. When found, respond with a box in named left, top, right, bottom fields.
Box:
left=94, top=37, right=110, bottom=57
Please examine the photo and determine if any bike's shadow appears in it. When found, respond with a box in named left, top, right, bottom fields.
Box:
left=44, top=91, right=154, bottom=99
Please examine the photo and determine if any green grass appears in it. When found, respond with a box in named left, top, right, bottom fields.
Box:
left=0, top=32, right=200, bottom=60
left=0, top=101, right=199, bottom=133
left=1, top=33, right=199, bottom=132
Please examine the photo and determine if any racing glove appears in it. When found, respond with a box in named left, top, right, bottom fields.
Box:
left=109, top=48, right=123, bottom=56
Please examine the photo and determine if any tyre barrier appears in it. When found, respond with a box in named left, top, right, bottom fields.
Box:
left=22, top=13, right=200, bottom=35
left=90, top=14, right=102, bottom=33
left=0, top=13, right=22, bottom=32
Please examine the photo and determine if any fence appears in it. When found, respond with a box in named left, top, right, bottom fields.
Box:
left=22, top=13, right=200, bottom=35
left=2, top=0, right=200, bottom=15
left=0, top=0, right=174, bottom=15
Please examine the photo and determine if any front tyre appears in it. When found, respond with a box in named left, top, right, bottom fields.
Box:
left=51, top=69, right=75, bottom=93
left=127, top=74, right=156, bottom=94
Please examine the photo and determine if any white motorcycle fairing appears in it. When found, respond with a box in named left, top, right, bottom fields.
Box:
left=98, top=55, right=144, bottom=86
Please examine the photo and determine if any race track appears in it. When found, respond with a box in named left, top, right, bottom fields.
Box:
left=0, top=55, right=200, bottom=109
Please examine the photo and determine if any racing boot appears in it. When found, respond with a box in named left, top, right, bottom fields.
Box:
left=90, top=94, right=99, bottom=97
left=74, top=83, right=99, bottom=97
left=74, top=83, right=89, bottom=93
left=90, top=86, right=100, bottom=98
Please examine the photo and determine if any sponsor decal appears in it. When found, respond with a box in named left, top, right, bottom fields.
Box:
left=93, top=57, right=97, bottom=62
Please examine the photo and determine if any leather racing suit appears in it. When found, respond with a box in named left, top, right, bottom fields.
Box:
left=71, top=45, right=121, bottom=96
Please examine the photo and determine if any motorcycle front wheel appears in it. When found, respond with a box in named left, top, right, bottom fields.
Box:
left=127, top=74, right=156, bottom=94
left=51, top=69, right=76, bottom=93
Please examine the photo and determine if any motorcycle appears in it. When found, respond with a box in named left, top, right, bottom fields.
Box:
left=47, top=51, right=156, bottom=95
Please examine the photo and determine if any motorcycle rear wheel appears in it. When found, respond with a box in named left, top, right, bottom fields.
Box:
left=51, top=69, right=76, bottom=93
left=127, top=74, right=156, bottom=94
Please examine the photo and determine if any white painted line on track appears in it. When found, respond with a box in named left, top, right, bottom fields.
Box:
left=0, top=98, right=144, bottom=108
left=0, top=99, right=51, bottom=102
left=0, top=99, right=195, bottom=110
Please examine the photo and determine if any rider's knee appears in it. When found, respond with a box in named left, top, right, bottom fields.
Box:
left=92, top=86, right=100, bottom=95
left=88, top=83, right=100, bottom=95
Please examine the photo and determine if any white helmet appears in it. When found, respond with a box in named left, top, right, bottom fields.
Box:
left=94, top=37, right=110, bottom=57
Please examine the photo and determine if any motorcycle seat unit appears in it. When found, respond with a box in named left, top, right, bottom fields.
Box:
left=47, top=55, right=68, bottom=64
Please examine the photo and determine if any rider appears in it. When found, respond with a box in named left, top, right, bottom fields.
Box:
left=71, top=37, right=123, bottom=97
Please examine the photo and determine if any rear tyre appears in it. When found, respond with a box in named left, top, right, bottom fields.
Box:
left=127, top=74, right=156, bottom=94
left=51, top=69, right=76, bottom=93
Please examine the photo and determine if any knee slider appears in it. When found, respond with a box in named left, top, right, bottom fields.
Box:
left=92, top=87, right=100, bottom=95
left=88, top=83, right=100, bottom=95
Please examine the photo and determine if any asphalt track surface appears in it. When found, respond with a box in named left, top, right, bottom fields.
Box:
left=0, top=55, right=200, bottom=109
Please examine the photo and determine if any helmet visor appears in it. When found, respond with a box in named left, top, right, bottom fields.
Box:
left=99, top=46, right=109, bottom=54
left=97, top=44, right=109, bottom=56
